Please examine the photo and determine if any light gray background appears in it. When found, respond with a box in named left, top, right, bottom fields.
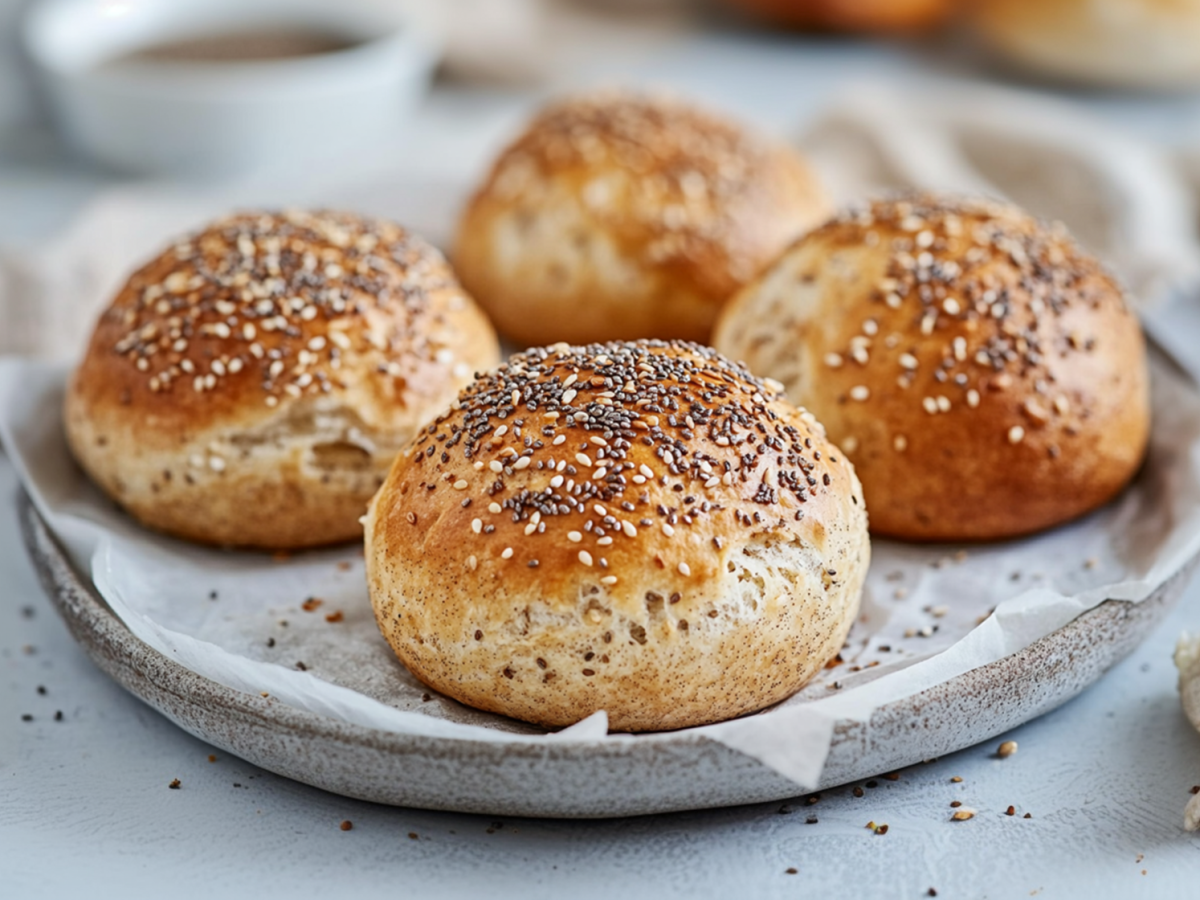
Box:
left=4, top=11, right=1200, bottom=897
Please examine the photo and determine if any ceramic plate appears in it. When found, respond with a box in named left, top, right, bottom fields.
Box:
left=22, top=495, right=1194, bottom=818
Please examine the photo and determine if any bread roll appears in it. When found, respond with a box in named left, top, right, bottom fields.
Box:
left=714, top=193, right=1150, bottom=542
left=65, top=210, right=500, bottom=549
left=453, top=91, right=831, bottom=348
left=973, top=0, right=1200, bottom=89
left=366, top=340, right=869, bottom=732
left=727, top=0, right=956, bottom=32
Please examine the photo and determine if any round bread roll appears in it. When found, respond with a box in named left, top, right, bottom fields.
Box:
left=65, top=210, right=500, bottom=549
left=714, top=193, right=1150, bottom=542
left=453, top=91, right=831, bottom=348
left=365, top=340, right=869, bottom=732
left=972, top=0, right=1200, bottom=89
left=726, top=0, right=956, bottom=32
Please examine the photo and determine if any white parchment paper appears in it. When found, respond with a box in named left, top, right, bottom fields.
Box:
left=5, top=81, right=1200, bottom=788
left=5, top=353, right=1200, bottom=788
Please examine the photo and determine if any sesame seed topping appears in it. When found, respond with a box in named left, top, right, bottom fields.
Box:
left=453, top=480, right=469, bottom=490
left=106, top=210, right=468, bottom=408
left=400, top=339, right=847, bottom=592
left=1023, top=398, right=1049, bottom=423
left=849, top=386, right=870, bottom=401
left=786, top=194, right=1134, bottom=470
left=678, top=562, right=691, bottom=576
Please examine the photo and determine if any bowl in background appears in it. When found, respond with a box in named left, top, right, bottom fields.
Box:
left=22, top=0, right=440, bottom=177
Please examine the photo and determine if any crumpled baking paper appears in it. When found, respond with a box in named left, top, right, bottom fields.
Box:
left=5, top=351, right=1200, bottom=789
left=5, top=80, right=1200, bottom=788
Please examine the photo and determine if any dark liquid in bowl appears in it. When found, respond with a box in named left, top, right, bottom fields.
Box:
left=99, top=27, right=362, bottom=67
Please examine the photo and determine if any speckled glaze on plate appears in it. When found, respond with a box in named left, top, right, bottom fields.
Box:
left=22, top=495, right=1194, bottom=818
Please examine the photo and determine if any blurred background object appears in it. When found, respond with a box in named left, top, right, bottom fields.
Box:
left=22, top=0, right=438, bottom=177
left=971, top=0, right=1200, bottom=89
left=720, top=0, right=957, bottom=32
left=0, top=0, right=35, bottom=130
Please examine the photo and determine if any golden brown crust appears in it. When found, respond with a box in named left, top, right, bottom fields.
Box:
left=714, top=193, right=1150, bottom=542
left=365, top=340, right=869, bottom=732
left=729, top=0, right=955, bottom=31
left=65, top=210, right=500, bottom=549
left=453, top=91, right=831, bottom=347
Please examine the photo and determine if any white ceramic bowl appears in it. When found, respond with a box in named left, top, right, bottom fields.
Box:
left=23, top=0, right=439, bottom=177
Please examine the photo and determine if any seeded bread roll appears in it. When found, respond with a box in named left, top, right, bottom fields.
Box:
left=365, top=340, right=869, bottom=732
left=972, top=0, right=1200, bottom=89
left=714, top=193, right=1150, bottom=542
left=727, top=0, right=956, bottom=32
left=65, top=210, right=500, bottom=549
left=453, top=91, right=831, bottom=348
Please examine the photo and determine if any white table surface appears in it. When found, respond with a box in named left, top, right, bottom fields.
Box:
left=4, top=16, right=1200, bottom=898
